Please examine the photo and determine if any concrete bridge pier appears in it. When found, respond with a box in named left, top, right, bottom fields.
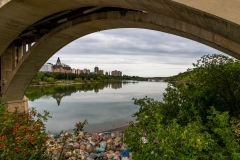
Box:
left=1, top=43, right=29, bottom=112
left=3, top=96, right=29, bottom=113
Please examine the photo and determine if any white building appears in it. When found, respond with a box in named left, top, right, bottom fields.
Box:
left=82, top=68, right=87, bottom=74
left=40, top=63, right=52, bottom=72
left=77, top=69, right=81, bottom=74
left=72, top=68, right=76, bottom=74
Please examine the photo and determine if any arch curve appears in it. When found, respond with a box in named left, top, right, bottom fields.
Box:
left=3, top=11, right=240, bottom=101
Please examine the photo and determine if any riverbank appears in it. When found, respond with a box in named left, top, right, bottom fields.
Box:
left=102, top=125, right=129, bottom=132
left=30, top=79, right=125, bottom=86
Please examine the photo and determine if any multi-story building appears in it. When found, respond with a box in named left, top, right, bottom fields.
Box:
left=82, top=68, right=89, bottom=74
left=86, top=69, right=90, bottom=74
left=111, top=70, right=122, bottom=76
left=98, top=70, right=104, bottom=74
left=94, top=66, right=99, bottom=73
left=77, top=69, right=81, bottom=74
left=105, top=72, right=109, bottom=76
left=52, top=57, right=72, bottom=73
left=72, top=68, right=76, bottom=74
left=40, top=63, right=52, bottom=72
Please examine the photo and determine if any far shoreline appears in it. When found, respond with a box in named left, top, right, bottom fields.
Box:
left=29, top=79, right=134, bottom=87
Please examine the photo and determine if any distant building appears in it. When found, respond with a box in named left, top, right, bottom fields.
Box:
left=77, top=69, right=81, bottom=74
left=72, top=68, right=76, bottom=74
left=40, top=63, right=52, bottom=72
left=98, top=70, right=104, bottom=74
left=82, top=68, right=88, bottom=74
left=111, top=70, right=122, bottom=76
left=86, top=69, right=90, bottom=74
left=105, top=72, right=108, bottom=76
left=94, top=66, right=99, bottom=73
left=52, top=57, right=72, bottom=73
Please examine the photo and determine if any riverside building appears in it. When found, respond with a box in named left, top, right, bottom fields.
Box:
left=111, top=70, right=122, bottom=76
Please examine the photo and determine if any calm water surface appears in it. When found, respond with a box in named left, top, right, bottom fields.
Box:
left=25, top=81, right=167, bottom=133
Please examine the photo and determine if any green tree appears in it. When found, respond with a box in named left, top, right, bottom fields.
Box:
left=32, top=72, right=44, bottom=84
left=124, top=54, right=240, bottom=159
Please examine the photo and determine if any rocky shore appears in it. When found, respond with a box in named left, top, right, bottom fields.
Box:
left=46, top=130, right=131, bottom=160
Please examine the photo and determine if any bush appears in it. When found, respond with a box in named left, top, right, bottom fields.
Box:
left=124, top=55, right=240, bottom=159
left=0, top=103, right=51, bottom=159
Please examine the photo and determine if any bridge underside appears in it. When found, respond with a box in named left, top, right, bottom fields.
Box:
left=0, top=0, right=240, bottom=109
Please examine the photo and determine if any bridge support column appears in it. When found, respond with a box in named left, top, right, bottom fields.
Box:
left=3, top=96, right=29, bottom=113
left=1, top=43, right=15, bottom=95
left=0, top=43, right=29, bottom=113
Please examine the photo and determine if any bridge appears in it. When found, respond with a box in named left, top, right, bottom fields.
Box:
left=0, top=0, right=240, bottom=111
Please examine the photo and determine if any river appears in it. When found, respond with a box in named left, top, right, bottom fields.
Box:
left=25, top=81, right=168, bottom=133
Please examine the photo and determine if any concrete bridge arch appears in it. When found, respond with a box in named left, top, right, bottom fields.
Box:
left=1, top=0, right=240, bottom=109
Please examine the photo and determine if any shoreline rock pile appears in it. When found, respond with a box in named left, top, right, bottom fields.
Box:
left=46, top=131, right=131, bottom=160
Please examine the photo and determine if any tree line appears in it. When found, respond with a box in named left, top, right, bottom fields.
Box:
left=31, top=72, right=147, bottom=84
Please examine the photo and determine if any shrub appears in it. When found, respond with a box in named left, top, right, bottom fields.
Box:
left=124, top=55, right=240, bottom=159
left=0, top=103, right=51, bottom=160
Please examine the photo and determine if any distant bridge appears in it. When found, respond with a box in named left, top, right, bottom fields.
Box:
left=0, top=0, right=240, bottom=111
left=143, top=77, right=168, bottom=82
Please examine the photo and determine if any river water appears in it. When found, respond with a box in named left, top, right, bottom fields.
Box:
left=25, top=81, right=168, bottom=133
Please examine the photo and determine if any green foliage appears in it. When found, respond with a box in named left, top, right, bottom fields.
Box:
left=31, top=72, right=147, bottom=84
left=32, top=72, right=44, bottom=84
left=73, top=120, right=88, bottom=136
left=43, top=77, right=55, bottom=83
left=124, top=54, right=240, bottom=159
left=74, top=78, right=82, bottom=82
left=0, top=103, right=51, bottom=160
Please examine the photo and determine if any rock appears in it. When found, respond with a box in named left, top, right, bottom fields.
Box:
left=72, top=149, right=79, bottom=158
left=79, top=132, right=85, bottom=137
left=106, top=153, right=113, bottom=159
left=106, top=138, right=112, bottom=144
left=73, top=142, right=80, bottom=149
left=86, top=144, right=94, bottom=153
left=69, top=157, right=77, bottom=160
left=107, top=150, right=114, bottom=154
left=80, top=144, right=86, bottom=151
left=45, top=130, right=132, bottom=160
left=65, top=151, right=72, bottom=158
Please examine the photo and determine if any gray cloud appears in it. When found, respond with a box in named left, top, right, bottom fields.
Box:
left=48, top=28, right=226, bottom=76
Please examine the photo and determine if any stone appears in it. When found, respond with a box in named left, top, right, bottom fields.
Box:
left=45, top=130, right=132, bottom=160
left=69, top=157, right=77, bottom=160
left=106, top=153, right=113, bottom=159
left=65, top=151, right=72, bottom=158
left=80, top=144, right=86, bottom=150
left=86, top=144, right=94, bottom=153
left=73, top=142, right=80, bottom=149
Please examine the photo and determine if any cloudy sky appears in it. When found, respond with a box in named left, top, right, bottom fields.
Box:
left=47, top=28, right=225, bottom=77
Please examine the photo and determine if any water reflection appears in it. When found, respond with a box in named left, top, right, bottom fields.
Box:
left=25, top=81, right=166, bottom=133
left=26, top=82, right=134, bottom=106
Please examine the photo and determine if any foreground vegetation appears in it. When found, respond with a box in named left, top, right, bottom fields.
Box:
left=124, top=54, right=240, bottom=159
left=0, top=105, right=51, bottom=159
